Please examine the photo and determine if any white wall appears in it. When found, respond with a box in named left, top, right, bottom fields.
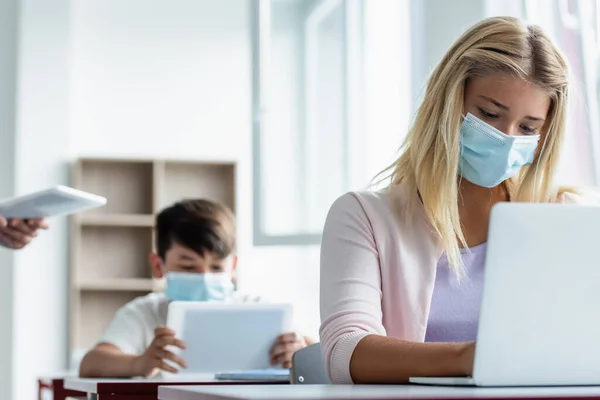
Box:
left=12, top=1, right=72, bottom=400
left=70, top=0, right=252, bottom=161
left=0, top=0, right=19, bottom=398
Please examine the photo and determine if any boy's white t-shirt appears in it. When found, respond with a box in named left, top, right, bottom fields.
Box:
left=99, top=292, right=262, bottom=355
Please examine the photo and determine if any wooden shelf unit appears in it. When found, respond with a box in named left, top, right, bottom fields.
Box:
left=77, top=278, right=164, bottom=292
left=69, top=158, right=236, bottom=356
left=79, top=213, right=155, bottom=227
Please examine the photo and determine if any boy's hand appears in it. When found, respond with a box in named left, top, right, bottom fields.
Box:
left=269, top=332, right=307, bottom=369
left=132, top=326, right=187, bottom=377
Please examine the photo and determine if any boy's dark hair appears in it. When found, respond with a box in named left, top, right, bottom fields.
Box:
left=155, top=199, right=236, bottom=260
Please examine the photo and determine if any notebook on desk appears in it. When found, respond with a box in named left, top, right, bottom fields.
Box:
left=214, top=369, right=290, bottom=382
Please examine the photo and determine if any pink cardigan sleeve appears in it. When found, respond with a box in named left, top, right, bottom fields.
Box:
left=319, top=192, right=387, bottom=383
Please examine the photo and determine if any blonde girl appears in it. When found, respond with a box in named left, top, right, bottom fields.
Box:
left=319, top=16, right=587, bottom=384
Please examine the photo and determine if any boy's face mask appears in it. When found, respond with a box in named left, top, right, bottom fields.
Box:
left=164, top=271, right=235, bottom=302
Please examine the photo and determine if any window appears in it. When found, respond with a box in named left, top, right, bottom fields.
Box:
left=522, top=0, right=600, bottom=186
left=251, top=0, right=365, bottom=245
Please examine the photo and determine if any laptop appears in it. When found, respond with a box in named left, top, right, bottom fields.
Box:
left=410, top=202, right=600, bottom=387
left=166, top=302, right=293, bottom=374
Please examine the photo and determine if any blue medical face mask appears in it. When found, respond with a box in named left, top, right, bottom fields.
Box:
left=164, top=272, right=234, bottom=302
left=458, top=113, right=540, bottom=188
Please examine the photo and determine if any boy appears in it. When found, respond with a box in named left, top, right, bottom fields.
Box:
left=79, top=199, right=310, bottom=378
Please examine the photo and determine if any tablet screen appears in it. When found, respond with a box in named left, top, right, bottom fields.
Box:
left=166, top=302, right=293, bottom=374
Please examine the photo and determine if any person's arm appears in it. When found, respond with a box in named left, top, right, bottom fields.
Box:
left=79, top=304, right=146, bottom=377
left=80, top=327, right=187, bottom=378
left=79, top=343, right=138, bottom=378
left=319, top=193, right=474, bottom=384
left=350, top=336, right=474, bottom=383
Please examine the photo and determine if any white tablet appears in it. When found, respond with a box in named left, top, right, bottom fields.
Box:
left=166, top=302, right=293, bottom=374
left=0, top=185, right=106, bottom=219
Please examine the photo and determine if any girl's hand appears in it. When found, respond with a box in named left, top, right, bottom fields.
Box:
left=459, top=342, right=476, bottom=376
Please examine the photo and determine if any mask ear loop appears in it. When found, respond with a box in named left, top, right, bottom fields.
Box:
left=533, top=133, right=549, bottom=201
left=157, top=259, right=168, bottom=294
left=457, top=114, right=467, bottom=190
left=456, top=115, right=469, bottom=274
left=160, top=259, right=169, bottom=278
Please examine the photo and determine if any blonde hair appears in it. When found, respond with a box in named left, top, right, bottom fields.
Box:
left=381, top=16, right=569, bottom=274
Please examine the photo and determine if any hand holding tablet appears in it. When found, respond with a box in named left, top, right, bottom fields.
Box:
left=0, top=185, right=106, bottom=250
left=0, top=218, right=48, bottom=249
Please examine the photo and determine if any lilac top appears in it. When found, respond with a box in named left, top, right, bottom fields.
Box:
left=424, top=242, right=487, bottom=343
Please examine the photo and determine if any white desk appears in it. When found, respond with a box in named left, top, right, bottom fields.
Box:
left=157, top=384, right=600, bottom=400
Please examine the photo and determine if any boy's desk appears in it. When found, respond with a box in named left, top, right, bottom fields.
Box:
left=157, top=384, right=600, bottom=400
left=64, top=375, right=289, bottom=400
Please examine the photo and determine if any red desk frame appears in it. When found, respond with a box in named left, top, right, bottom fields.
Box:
left=38, top=378, right=86, bottom=400
left=64, top=378, right=288, bottom=400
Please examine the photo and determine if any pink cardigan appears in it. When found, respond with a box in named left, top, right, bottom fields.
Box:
left=319, top=184, right=581, bottom=384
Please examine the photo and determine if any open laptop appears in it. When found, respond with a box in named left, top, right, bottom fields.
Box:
left=166, top=302, right=293, bottom=374
left=410, top=202, right=600, bottom=387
